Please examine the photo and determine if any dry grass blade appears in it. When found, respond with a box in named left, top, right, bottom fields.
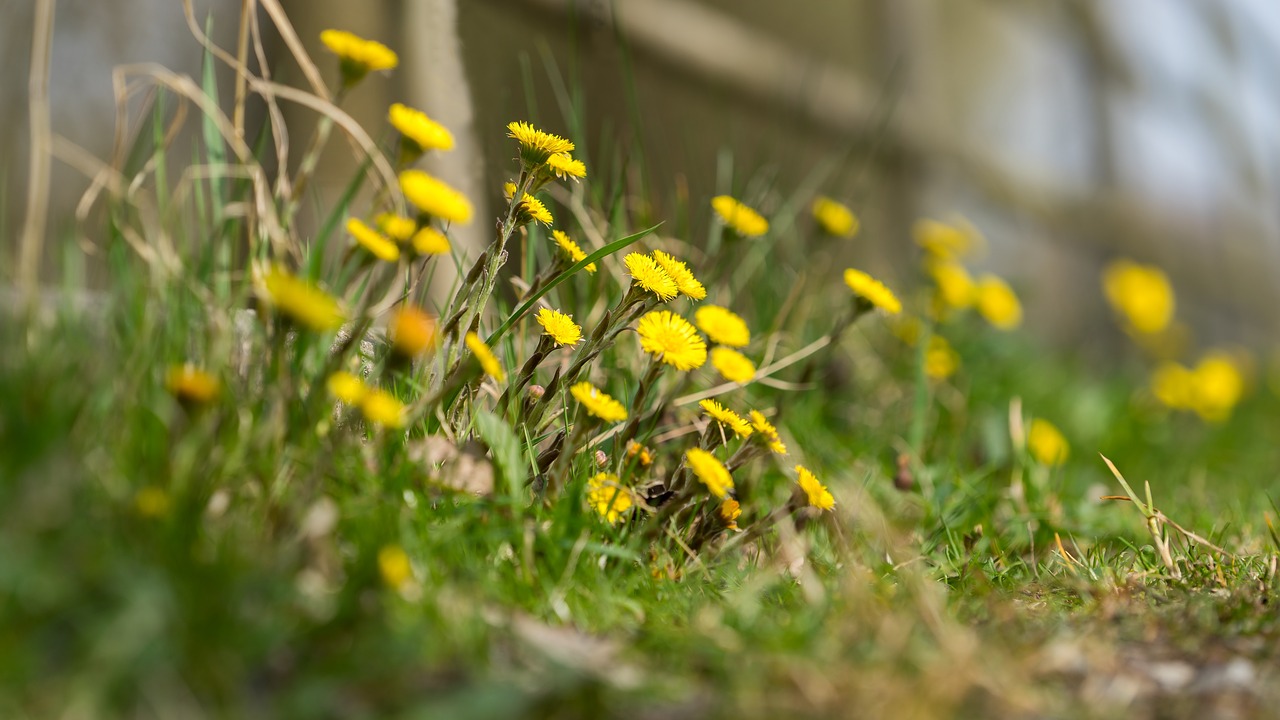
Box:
left=18, top=0, right=56, bottom=305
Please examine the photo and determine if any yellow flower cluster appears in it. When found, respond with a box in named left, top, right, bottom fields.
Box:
left=625, top=252, right=678, bottom=301
left=1151, top=352, right=1246, bottom=422
left=586, top=473, right=633, bottom=523
left=507, top=121, right=575, bottom=165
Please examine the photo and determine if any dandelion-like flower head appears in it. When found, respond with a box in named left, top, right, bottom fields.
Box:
left=1027, top=418, right=1069, bottom=467
left=546, top=152, right=587, bottom=181
left=165, top=364, right=221, bottom=405
left=410, top=226, right=451, bottom=256
left=719, top=499, right=742, bottom=531
left=390, top=305, right=438, bottom=358
left=347, top=218, right=400, bottom=263
left=586, top=473, right=633, bottom=524
left=975, top=275, right=1021, bottom=330
left=507, top=121, right=575, bottom=165
left=843, top=268, right=902, bottom=315
left=536, top=307, right=582, bottom=347
left=699, top=399, right=753, bottom=438
left=652, top=250, right=706, bottom=300
left=710, top=347, right=755, bottom=384
left=570, top=382, right=628, bottom=423
left=465, top=332, right=505, bottom=382
left=260, top=266, right=346, bottom=331
left=795, top=465, right=835, bottom=511
left=686, top=448, right=734, bottom=499
left=811, top=196, right=859, bottom=238
left=624, top=253, right=678, bottom=301
left=552, top=230, right=596, bottom=273
left=711, top=195, right=769, bottom=237
left=518, top=195, right=553, bottom=226
left=636, top=310, right=707, bottom=371
left=400, top=170, right=473, bottom=224
left=320, top=29, right=398, bottom=81
left=389, top=103, right=454, bottom=153
left=749, top=410, right=787, bottom=455
left=694, top=305, right=750, bottom=348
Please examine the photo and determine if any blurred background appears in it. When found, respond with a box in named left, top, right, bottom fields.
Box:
left=5, top=0, right=1280, bottom=352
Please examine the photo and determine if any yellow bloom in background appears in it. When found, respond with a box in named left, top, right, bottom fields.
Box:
left=710, top=347, right=755, bottom=384
left=1191, top=351, right=1245, bottom=422
left=636, top=310, right=707, bottom=371
left=570, top=381, right=628, bottom=423
left=320, top=29, right=398, bottom=82
left=1027, top=418, right=1069, bottom=467
left=795, top=465, right=835, bottom=511
left=811, top=196, right=859, bottom=238
left=399, top=170, right=473, bottom=224
left=165, top=364, right=221, bottom=405
left=536, top=307, right=582, bottom=347
left=465, top=332, right=506, bottom=382
left=410, top=226, right=451, bottom=256
left=975, top=275, right=1022, bottom=330
left=711, top=195, right=769, bottom=237
left=518, top=195, right=553, bottom=226
left=686, top=448, right=734, bottom=498
left=586, top=473, right=633, bottom=524
left=260, top=266, right=346, bottom=332
left=390, top=305, right=438, bottom=358
left=376, top=213, right=417, bottom=242
left=924, top=335, right=959, bottom=380
left=927, top=260, right=976, bottom=312
left=914, top=218, right=977, bottom=261
left=377, top=544, right=413, bottom=589
left=624, top=252, right=678, bottom=301
left=327, top=371, right=368, bottom=405
left=1102, top=260, right=1175, bottom=335
left=389, top=103, right=454, bottom=152
left=1151, top=361, right=1195, bottom=410
left=134, top=486, right=171, bottom=518
left=719, top=499, right=742, bottom=531
left=546, top=152, right=587, bottom=181
left=843, top=268, right=902, bottom=315
left=361, top=388, right=406, bottom=429
left=626, top=440, right=654, bottom=467
left=699, top=399, right=753, bottom=438
left=507, top=121, right=575, bottom=165
left=347, top=218, right=400, bottom=262
left=749, top=410, right=787, bottom=455
left=552, top=230, right=596, bottom=272
left=652, top=250, right=706, bottom=300
left=694, top=305, right=750, bottom=348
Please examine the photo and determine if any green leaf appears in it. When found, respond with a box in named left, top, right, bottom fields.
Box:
left=473, top=409, right=527, bottom=499
left=486, top=222, right=661, bottom=345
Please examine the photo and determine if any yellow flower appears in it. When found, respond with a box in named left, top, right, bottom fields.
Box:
left=552, top=230, right=596, bottom=273
left=710, top=347, right=755, bottom=384
left=377, top=544, right=413, bottom=589
left=1151, top=361, right=1195, bottom=410
left=795, top=465, right=835, bottom=510
left=924, top=335, right=959, bottom=380
left=320, top=29, right=398, bottom=83
left=975, top=275, right=1022, bottom=330
left=652, top=250, right=706, bottom=300
left=843, top=268, right=902, bottom=315
left=749, top=410, right=787, bottom=455
left=260, top=266, right=346, bottom=331
left=711, top=195, right=769, bottom=237
left=410, top=226, right=451, bottom=256
left=361, top=388, right=406, bottom=428
left=134, top=486, right=171, bottom=517
left=399, top=170, right=473, bottom=224
left=1027, top=418, right=1068, bottom=466
left=507, top=121, right=575, bottom=165
left=502, top=181, right=517, bottom=200
left=390, top=305, right=438, bottom=358
left=465, top=332, right=505, bottom=382
left=586, top=473, right=633, bottom=523
left=165, top=364, right=221, bottom=405
left=376, top=213, right=417, bottom=242
left=546, top=152, right=587, bottom=181
left=347, top=218, right=400, bottom=262
left=719, top=499, right=742, bottom=531
left=327, top=371, right=368, bottom=405
left=1102, top=260, right=1175, bottom=335
left=626, top=440, right=653, bottom=467
left=686, top=448, right=734, bottom=498
left=388, top=102, right=454, bottom=152
left=1191, top=351, right=1245, bottom=422
left=518, top=195, right=553, bottom=226
left=636, top=310, right=707, bottom=371
left=570, top=381, right=627, bottom=423
left=699, top=399, right=753, bottom=438
left=694, top=305, right=750, bottom=348
left=624, top=252, right=678, bottom=301
left=536, top=307, right=582, bottom=347
left=811, top=196, right=859, bottom=238
left=927, top=260, right=975, bottom=311
left=914, top=218, right=976, bottom=261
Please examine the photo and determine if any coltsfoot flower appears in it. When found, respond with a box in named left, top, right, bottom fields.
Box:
left=586, top=473, right=633, bottom=524
left=389, top=103, right=454, bottom=153
left=361, top=389, right=406, bottom=428
left=507, top=121, right=575, bottom=165
left=626, top=440, right=653, bottom=466
left=260, top=266, right=346, bottom=331
left=320, top=29, right=397, bottom=84
left=749, top=410, right=787, bottom=455
left=914, top=218, right=977, bottom=261
left=546, top=152, right=587, bottom=181
left=686, top=448, right=734, bottom=498
left=327, top=371, right=368, bottom=405
left=927, top=260, right=975, bottom=312
left=694, top=305, right=750, bottom=348
left=843, top=268, right=902, bottom=315
left=1027, top=418, right=1068, bottom=467
left=390, top=305, right=438, bottom=358
left=347, top=218, right=400, bottom=262
left=636, top=310, right=707, bottom=370
left=975, top=275, right=1021, bottom=330
left=795, top=465, right=835, bottom=510
left=165, top=364, right=221, bottom=405
left=410, top=226, right=451, bottom=256
left=517, top=195, right=553, bottom=226
left=465, top=332, right=505, bottom=382
left=376, top=213, right=417, bottom=242
left=552, top=230, right=596, bottom=273
left=536, top=307, right=582, bottom=347
left=719, top=499, right=742, bottom=531
left=378, top=545, right=413, bottom=589
left=811, top=196, right=859, bottom=238
left=924, top=335, right=959, bottom=380
left=1102, top=260, right=1174, bottom=335
left=699, top=399, right=753, bottom=438
left=711, top=195, right=769, bottom=237
left=625, top=253, right=678, bottom=301
left=652, top=250, right=706, bottom=300
left=571, top=381, right=628, bottom=423
left=400, top=170, right=473, bottom=224
left=710, top=347, right=755, bottom=384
